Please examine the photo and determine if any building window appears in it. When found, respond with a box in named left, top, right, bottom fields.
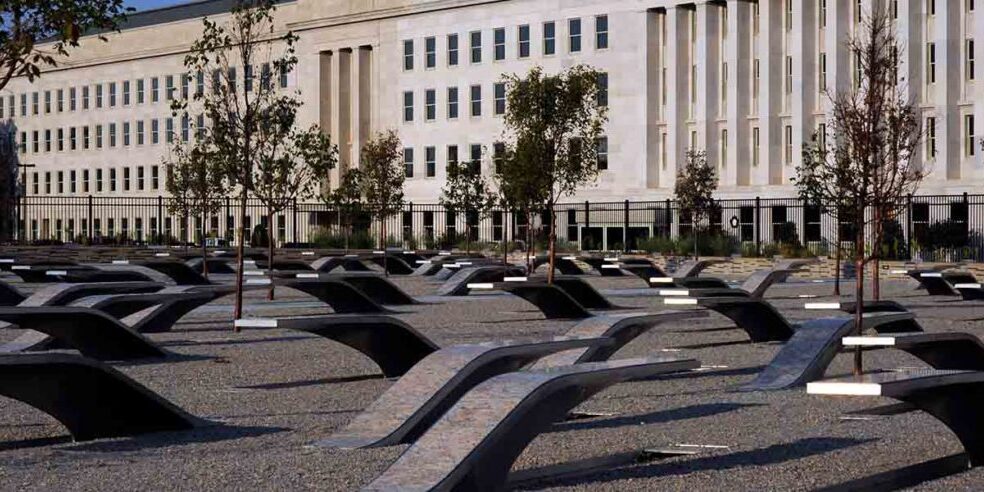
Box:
left=152, top=165, right=159, bottom=190
left=448, top=34, right=459, bottom=66
left=31, top=172, right=37, bottom=194
left=279, top=66, right=288, bottom=88
left=785, top=56, right=793, bottom=94
left=403, top=39, right=414, bottom=71
left=425, top=37, right=436, bottom=68
left=404, top=147, right=414, bottom=178
left=83, top=126, right=90, bottom=150
left=109, top=168, right=117, bottom=192
left=44, top=90, right=50, bottom=113
left=968, top=39, right=976, bottom=80
left=44, top=129, right=51, bottom=152
left=136, top=79, right=144, bottom=104
left=470, top=144, right=482, bottom=172
left=123, top=80, right=131, bottom=105
left=596, top=15, right=609, bottom=49
left=518, top=25, right=530, bottom=58
left=596, top=137, right=608, bottom=170
left=544, top=22, right=556, bottom=55
left=786, top=0, right=793, bottom=30
left=44, top=172, right=50, bottom=194
left=56, top=89, right=64, bottom=112
left=109, top=82, right=117, bottom=107
left=597, top=73, right=609, bottom=107
left=569, top=18, right=582, bottom=52
left=152, top=119, right=159, bottom=144
left=57, top=128, right=63, bottom=151
left=123, top=167, right=131, bottom=191
left=137, top=166, right=145, bottom=190
left=967, top=115, right=976, bottom=157
left=137, top=120, right=145, bottom=145
left=752, top=127, right=760, bottom=167
left=928, top=0, right=935, bottom=15
left=721, top=129, right=729, bottom=168
left=447, top=145, right=459, bottom=171
left=819, top=52, right=827, bottom=91
left=425, top=89, right=436, bottom=121
left=470, top=85, right=482, bottom=117
left=181, top=114, right=190, bottom=142
left=70, top=127, right=77, bottom=150
left=784, top=125, right=793, bottom=164
left=447, top=87, right=459, bottom=119
left=470, top=31, right=482, bottom=63
left=165, top=118, right=174, bottom=143
left=70, top=170, right=76, bottom=193
left=403, top=91, right=414, bottom=122
left=927, top=117, right=937, bottom=158
left=753, top=59, right=761, bottom=102
left=927, top=43, right=936, bottom=84
left=81, top=170, right=89, bottom=193
left=96, top=169, right=103, bottom=192
left=57, top=171, right=63, bottom=194
left=425, top=146, right=436, bottom=177
left=166, top=75, right=175, bottom=100
left=151, top=77, right=159, bottom=102
left=820, top=0, right=827, bottom=28
left=494, top=83, right=507, bottom=115
left=494, top=28, right=506, bottom=61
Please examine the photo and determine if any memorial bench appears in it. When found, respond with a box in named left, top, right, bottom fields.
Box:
left=468, top=276, right=630, bottom=319
left=436, top=265, right=527, bottom=296
left=841, top=332, right=984, bottom=371
left=656, top=267, right=801, bottom=299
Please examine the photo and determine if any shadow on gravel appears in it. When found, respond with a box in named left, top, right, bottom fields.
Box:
left=238, top=374, right=385, bottom=390
left=672, top=339, right=753, bottom=350
left=114, top=353, right=220, bottom=367
left=654, top=365, right=767, bottom=381
left=670, top=325, right=743, bottom=334
left=815, top=452, right=971, bottom=492
left=520, top=437, right=874, bottom=488
left=549, top=403, right=762, bottom=433
left=0, top=435, right=71, bottom=452
left=64, top=424, right=286, bottom=453
left=159, top=335, right=312, bottom=347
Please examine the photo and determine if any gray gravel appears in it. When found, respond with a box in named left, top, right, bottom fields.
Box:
left=0, top=274, right=982, bottom=490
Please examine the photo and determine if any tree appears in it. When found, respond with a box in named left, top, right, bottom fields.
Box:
left=324, top=168, right=364, bottom=252
left=491, top=142, right=549, bottom=269
left=439, top=154, right=494, bottom=255
left=250, top=103, right=337, bottom=299
left=0, top=1, right=130, bottom=92
left=164, top=141, right=228, bottom=279
left=796, top=11, right=925, bottom=375
left=359, top=131, right=405, bottom=276
left=500, top=65, right=608, bottom=283
left=179, top=0, right=299, bottom=323
left=674, top=149, right=717, bottom=260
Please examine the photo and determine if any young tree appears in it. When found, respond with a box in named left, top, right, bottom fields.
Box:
left=164, top=142, right=228, bottom=278
left=0, top=1, right=130, bottom=91
left=500, top=65, right=608, bottom=283
left=179, top=0, right=299, bottom=322
left=439, top=157, right=494, bottom=255
left=490, top=142, right=549, bottom=269
left=674, top=149, right=718, bottom=259
left=250, top=102, right=337, bottom=299
left=359, top=131, right=405, bottom=275
left=324, top=168, right=364, bottom=252
left=796, top=11, right=925, bottom=374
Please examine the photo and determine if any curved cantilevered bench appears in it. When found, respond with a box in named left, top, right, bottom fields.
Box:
left=913, top=271, right=978, bottom=296
left=0, top=306, right=166, bottom=360
left=657, top=267, right=799, bottom=299
left=533, top=255, right=589, bottom=275
left=365, top=255, right=416, bottom=275
left=807, top=369, right=984, bottom=467
left=71, top=289, right=222, bottom=333
left=184, top=257, right=237, bottom=275
left=953, top=283, right=984, bottom=301
left=271, top=278, right=392, bottom=314
left=578, top=256, right=627, bottom=277
left=293, top=272, right=418, bottom=306
left=18, top=281, right=165, bottom=308
left=311, top=256, right=373, bottom=273
left=43, top=268, right=157, bottom=284
left=235, top=315, right=439, bottom=378
left=8, top=264, right=95, bottom=283
left=315, top=337, right=613, bottom=450
left=134, top=260, right=214, bottom=285
left=742, top=312, right=925, bottom=391
left=436, top=265, right=526, bottom=296
left=803, top=300, right=909, bottom=314
left=664, top=296, right=797, bottom=343
left=0, top=353, right=202, bottom=441
left=841, top=332, right=984, bottom=371
left=363, top=356, right=701, bottom=491
left=0, top=279, right=27, bottom=306
left=472, top=277, right=630, bottom=319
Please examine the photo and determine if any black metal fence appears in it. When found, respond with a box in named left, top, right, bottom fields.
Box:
left=15, top=193, right=984, bottom=261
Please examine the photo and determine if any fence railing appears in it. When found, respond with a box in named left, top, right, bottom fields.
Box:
left=13, top=193, right=984, bottom=261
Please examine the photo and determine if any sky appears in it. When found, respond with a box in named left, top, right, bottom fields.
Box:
left=125, top=0, right=193, bottom=12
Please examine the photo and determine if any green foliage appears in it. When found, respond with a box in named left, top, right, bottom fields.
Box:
left=918, top=219, right=970, bottom=250
left=252, top=224, right=268, bottom=247
left=637, top=230, right=738, bottom=257
left=359, top=131, right=406, bottom=248
left=674, top=150, right=718, bottom=227
left=0, top=0, right=131, bottom=91
left=164, top=141, right=228, bottom=223
left=440, top=159, right=494, bottom=253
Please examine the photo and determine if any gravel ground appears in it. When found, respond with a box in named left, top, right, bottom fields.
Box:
left=0, top=272, right=983, bottom=491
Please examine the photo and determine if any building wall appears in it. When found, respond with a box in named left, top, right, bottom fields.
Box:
left=2, top=0, right=982, bottom=211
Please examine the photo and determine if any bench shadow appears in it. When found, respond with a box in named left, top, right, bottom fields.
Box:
left=63, top=424, right=286, bottom=453
left=816, top=452, right=971, bottom=492
left=671, top=339, right=753, bottom=350
left=237, top=374, right=385, bottom=390
left=649, top=365, right=767, bottom=381
left=516, top=437, right=874, bottom=489
left=0, top=435, right=72, bottom=452
left=549, top=402, right=761, bottom=433
left=159, top=335, right=312, bottom=348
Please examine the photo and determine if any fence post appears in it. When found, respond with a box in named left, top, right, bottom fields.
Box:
left=665, top=198, right=672, bottom=238
left=225, top=197, right=231, bottom=246
left=292, top=198, right=298, bottom=246
left=87, top=195, right=94, bottom=243
left=156, top=195, right=163, bottom=243
left=583, top=200, right=590, bottom=251
left=623, top=199, right=630, bottom=252
left=905, top=194, right=913, bottom=260
left=755, top=196, right=761, bottom=254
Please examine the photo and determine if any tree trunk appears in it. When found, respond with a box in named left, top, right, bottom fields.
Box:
left=267, top=209, right=275, bottom=301
left=833, top=225, right=841, bottom=296
left=526, top=211, right=534, bottom=274
left=853, top=231, right=865, bottom=376
left=381, top=215, right=388, bottom=278
left=547, top=206, right=557, bottom=285
left=201, top=211, right=209, bottom=281
left=694, top=227, right=699, bottom=261
left=233, top=189, right=247, bottom=329
left=465, top=223, right=471, bottom=256
left=872, top=208, right=882, bottom=301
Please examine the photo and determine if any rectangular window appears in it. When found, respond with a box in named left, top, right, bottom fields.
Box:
left=928, top=43, right=936, bottom=84
left=819, top=52, right=827, bottom=91
left=721, top=129, right=729, bottom=168
left=184, top=72, right=193, bottom=97
left=519, top=25, right=530, bottom=58
left=109, top=123, right=116, bottom=147
left=753, top=59, right=761, bottom=101
left=196, top=114, right=205, bottom=140
left=569, top=18, right=582, bottom=52
left=57, top=89, right=64, bottom=112
left=110, top=168, right=117, bottom=192
left=44, top=129, right=51, bottom=152
left=784, top=125, right=793, bottom=164
left=403, top=39, right=414, bottom=70
left=69, top=87, right=77, bottom=111
left=31, top=131, right=38, bottom=153
left=151, top=77, right=160, bottom=102
left=70, top=127, right=77, bottom=150
left=448, top=34, right=459, bottom=66
left=181, top=114, right=190, bottom=142
left=425, top=146, right=436, bottom=177
left=425, top=89, right=436, bottom=121
left=471, top=31, right=482, bottom=63
left=123, top=167, right=131, bottom=191
left=470, top=85, right=482, bottom=117
left=404, top=147, right=414, bottom=178
left=44, top=91, right=50, bottom=113
left=470, top=144, right=482, bottom=172
left=752, top=127, right=761, bottom=167
left=260, top=64, right=271, bottom=90
left=83, top=170, right=89, bottom=193
left=83, top=126, right=90, bottom=150
left=967, top=114, right=976, bottom=157
left=57, top=171, right=63, bottom=194
left=31, top=172, right=37, bottom=194
left=928, top=0, right=935, bottom=15
left=57, top=128, right=63, bottom=151
left=44, top=172, right=50, bottom=194
left=152, top=119, right=160, bottom=144
left=494, top=83, right=507, bottom=115
left=403, top=91, right=414, bottom=122
left=596, top=137, right=608, bottom=170
left=138, top=166, right=145, bottom=190
left=123, top=80, right=130, bottom=105
left=109, top=82, right=116, bottom=107
left=123, top=122, right=130, bottom=146
left=279, top=66, right=288, bottom=88
left=927, top=117, right=937, bottom=158
left=786, top=0, right=794, bottom=30
left=968, top=39, right=976, bottom=80
left=597, top=73, right=609, bottom=106
left=197, top=70, right=205, bottom=95
left=137, top=120, right=144, bottom=145
left=244, top=65, right=253, bottom=92
left=70, top=170, right=76, bottom=193
left=820, top=0, right=827, bottom=28
left=448, top=87, right=459, bottom=119
left=137, top=79, right=144, bottom=104
left=20, top=94, right=26, bottom=116
left=96, top=169, right=103, bottom=192
left=166, top=75, right=175, bottom=100
left=494, top=28, right=506, bottom=61
left=544, top=22, right=556, bottom=55
left=596, top=15, right=609, bottom=49
left=152, top=165, right=159, bottom=190
left=447, top=145, right=459, bottom=171
left=165, top=118, right=174, bottom=143
left=425, top=37, right=436, bottom=68
left=785, top=56, right=793, bottom=94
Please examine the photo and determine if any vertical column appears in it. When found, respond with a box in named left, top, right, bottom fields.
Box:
left=757, top=0, right=783, bottom=185
left=663, top=6, right=690, bottom=189
left=336, top=48, right=353, bottom=171
left=791, top=0, right=817, bottom=181
left=350, top=46, right=373, bottom=169
left=823, top=0, right=851, bottom=117
left=318, top=51, right=335, bottom=183
left=975, top=4, right=984, bottom=169
left=726, top=0, right=751, bottom=187
left=937, top=0, right=961, bottom=180
left=695, top=1, right=721, bottom=167
left=896, top=0, right=924, bottom=171
left=646, top=9, right=662, bottom=189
